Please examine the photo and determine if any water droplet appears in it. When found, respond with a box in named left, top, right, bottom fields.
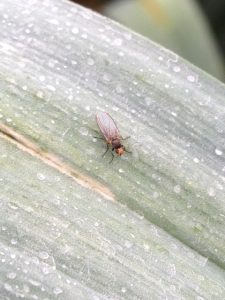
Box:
left=207, top=187, right=215, bottom=197
left=112, top=106, right=119, bottom=111
left=124, top=240, right=133, bottom=248
left=124, top=33, right=132, bottom=40
left=174, top=185, right=181, bottom=194
left=116, top=85, right=124, bottom=94
left=143, top=243, right=150, bottom=251
left=215, top=148, right=223, bottom=156
left=39, top=75, right=45, bottom=82
left=81, top=33, right=88, bottom=39
left=8, top=202, right=19, bottom=210
left=171, top=111, right=177, bottom=117
left=193, top=157, right=199, bottom=163
left=71, top=27, right=79, bottom=34
left=187, top=75, right=195, bottom=82
left=39, top=251, right=49, bottom=260
left=36, top=90, right=44, bottom=98
left=7, top=272, right=17, bottom=279
left=53, top=287, right=63, bottom=295
left=48, top=19, right=59, bottom=25
left=173, top=66, right=181, bottom=73
left=153, top=191, right=159, bottom=198
left=37, top=173, right=46, bottom=181
left=11, top=238, right=17, bottom=245
left=87, top=57, right=95, bottom=66
left=47, top=85, right=56, bottom=92
left=4, top=283, right=12, bottom=292
left=79, top=127, right=88, bottom=136
left=112, top=38, right=123, bottom=46
left=103, top=73, right=111, bottom=82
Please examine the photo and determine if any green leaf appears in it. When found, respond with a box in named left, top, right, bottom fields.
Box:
left=0, top=0, right=225, bottom=299
left=104, top=0, right=225, bottom=81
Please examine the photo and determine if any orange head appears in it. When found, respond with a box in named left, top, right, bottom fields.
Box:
left=115, top=146, right=125, bottom=156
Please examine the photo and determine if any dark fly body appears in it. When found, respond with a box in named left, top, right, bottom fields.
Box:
left=96, top=112, right=130, bottom=162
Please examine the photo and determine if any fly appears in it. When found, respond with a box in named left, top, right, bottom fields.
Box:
left=96, top=111, right=130, bottom=162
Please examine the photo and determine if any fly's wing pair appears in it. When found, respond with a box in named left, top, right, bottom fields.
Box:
left=96, top=112, right=120, bottom=143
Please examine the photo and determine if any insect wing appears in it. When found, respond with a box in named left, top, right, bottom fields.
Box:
left=96, top=112, right=120, bottom=142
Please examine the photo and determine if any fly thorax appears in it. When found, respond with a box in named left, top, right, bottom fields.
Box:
left=112, top=138, right=121, bottom=148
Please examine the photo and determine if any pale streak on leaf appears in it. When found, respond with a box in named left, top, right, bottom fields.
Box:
left=0, top=122, right=115, bottom=202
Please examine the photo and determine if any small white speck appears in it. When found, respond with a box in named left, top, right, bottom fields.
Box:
left=174, top=185, right=181, bottom=194
left=215, top=148, right=223, bottom=156
left=29, top=279, right=41, bottom=287
left=158, top=56, right=163, bottom=61
left=71, top=27, right=79, bottom=34
left=124, top=33, right=132, bottom=40
left=193, top=158, right=199, bottom=163
left=81, top=33, right=88, bottom=39
left=48, top=19, right=59, bottom=25
left=207, top=187, right=215, bottom=197
left=121, top=287, right=127, bottom=293
left=39, top=75, right=45, bottom=82
left=187, top=75, right=195, bottom=82
left=118, top=51, right=124, bottom=57
left=87, top=58, right=95, bottom=66
left=11, top=238, right=17, bottom=245
left=112, top=106, right=119, bottom=111
left=37, top=173, right=46, bottom=181
left=39, top=251, right=49, bottom=260
left=112, top=38, right=123, bottom=46
left=119, top=168, right=124, bottom=173
left=36, top=90, right=44, bottom=98
left=171, top=111, right=177, bottom=117
left=173, top=66, right=181, bottom=73
left=116, top=85, right=124, bottom=94
left=79, top=127, right=88, bottom=136
left=4, top=283, right=12, bottom=292
left=153, top=191, right=159, bottom=198
left=47, top=85, right=56, bottom=92
left=124, top=240, right=133, bottom=248
left=143, top=243, right=150, bottom=251
left=103, top=74, right=111, bottom=82
left=53, top=287, right=63, bottom=295
left=7, top=272, right=17, bottom=279
left=165, top=84, right=170, bottom=89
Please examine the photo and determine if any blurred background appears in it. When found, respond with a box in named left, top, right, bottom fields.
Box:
left=71, top=0, right=225, bottom=82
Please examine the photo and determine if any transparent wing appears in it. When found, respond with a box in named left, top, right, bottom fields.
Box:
left=96, top=112, right=120, bottom=142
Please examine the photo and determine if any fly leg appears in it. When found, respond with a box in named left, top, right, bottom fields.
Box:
left=102, top=143, right=109, bottom=157
left=125, top=149, right=132, bottom=154
left=121, top=136, right=130, bottom=141
left=109, top=149, right=115, bottom=163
